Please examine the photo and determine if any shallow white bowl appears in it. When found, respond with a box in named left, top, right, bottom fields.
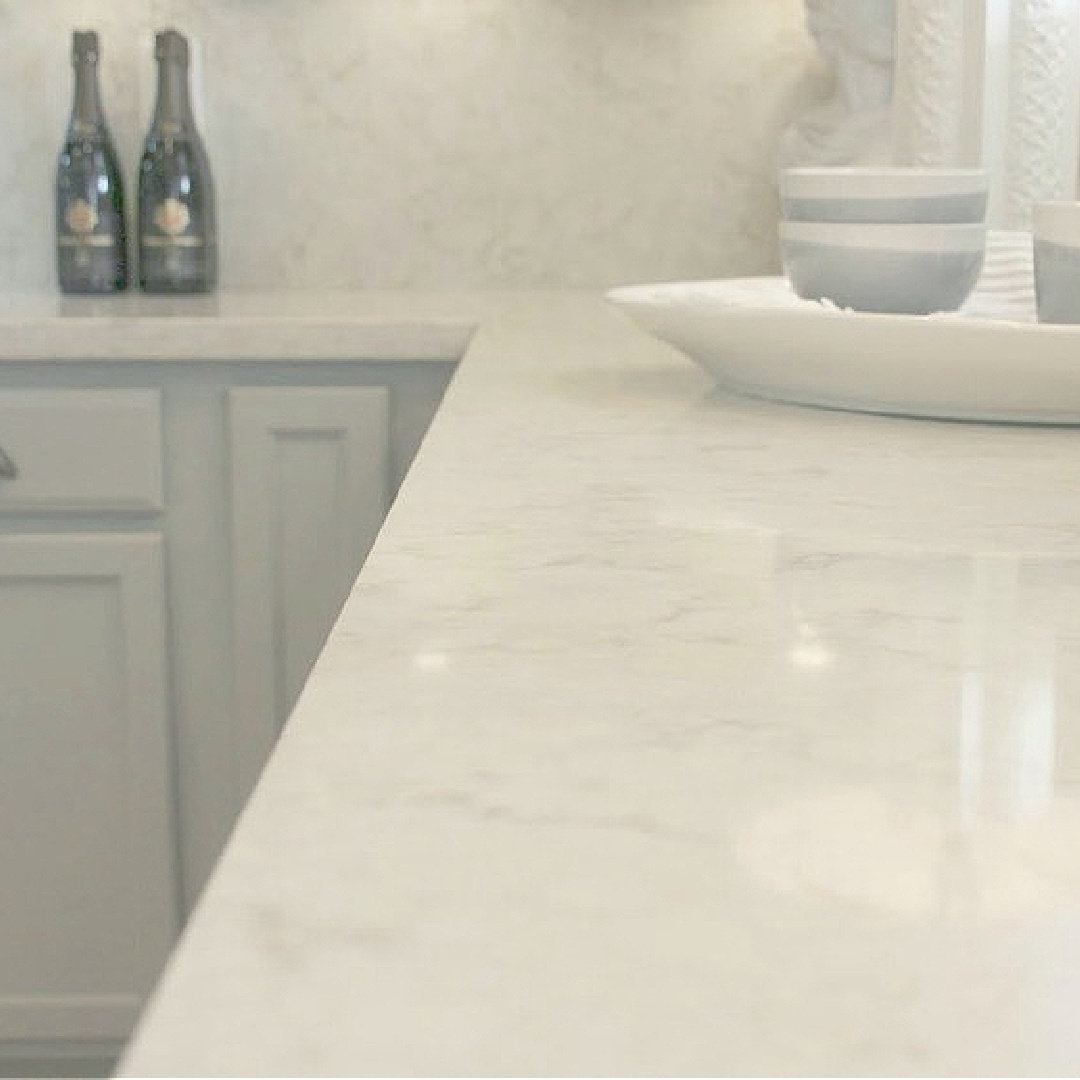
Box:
left=781, top=167, right=987, bottom=224
left=604, top=272, right=1080, bottom=425
left=780, top=220, right=987, bottom=315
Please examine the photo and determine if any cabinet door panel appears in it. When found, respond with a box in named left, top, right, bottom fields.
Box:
left=0, top=389, right=163, bottom=515
left=229, top=388, right=389, bottom=792
left=0, top=534, right=178, bottom=1044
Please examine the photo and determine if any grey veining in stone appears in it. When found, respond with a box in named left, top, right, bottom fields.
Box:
left=0, top=290, right=477, bottom=361
left=119, top=291, right=1080, bottom=1077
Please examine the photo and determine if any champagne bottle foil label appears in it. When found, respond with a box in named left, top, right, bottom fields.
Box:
left=57, top=198, right=120, bottom=247
left=142, top=197, right=212, bottom=248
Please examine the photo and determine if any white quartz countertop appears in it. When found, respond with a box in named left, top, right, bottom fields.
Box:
left=118, top=290, right=1080, bottom=1076
left=0, top=290, right=477, bottom=361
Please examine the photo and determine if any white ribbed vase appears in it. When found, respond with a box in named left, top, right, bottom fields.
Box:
left=893, top=0, right=967, bottom=165
left=1004, top=0, right=1080, bottom=229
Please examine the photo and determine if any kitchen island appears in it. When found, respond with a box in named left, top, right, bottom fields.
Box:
left=119, top=290, right=1080, bottom=1077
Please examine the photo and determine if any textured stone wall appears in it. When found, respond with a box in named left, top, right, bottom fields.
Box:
left=0, top=0, right=815, bottom=289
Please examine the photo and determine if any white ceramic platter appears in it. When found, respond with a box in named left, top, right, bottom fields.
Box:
left=606, top=274, right=1080, bottom=425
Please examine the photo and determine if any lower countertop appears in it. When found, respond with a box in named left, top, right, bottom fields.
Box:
left=0, top=290, right=478, bottom=361
left=119, top=290, right=1080, bottom=1076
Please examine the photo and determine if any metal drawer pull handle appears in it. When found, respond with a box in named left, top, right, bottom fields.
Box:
left=0, top=446, right=16, bottom=480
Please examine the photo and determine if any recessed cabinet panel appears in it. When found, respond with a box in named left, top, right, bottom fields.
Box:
left=0, top=364, right=441, bottom=1072
left=0, top=390, right=163, bottom=514
left=229, top=387, right=389, bottom=793
left=0, top=534, right=178, bottom=1044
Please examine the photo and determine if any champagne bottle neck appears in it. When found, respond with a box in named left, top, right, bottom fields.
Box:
left=152, top=57, right=196, bottom=134
left=70, top=57, right=104, bottom=133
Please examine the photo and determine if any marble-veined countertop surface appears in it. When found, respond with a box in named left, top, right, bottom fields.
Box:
left=0, top=290, right=479, bottom=361
left=118, top=290, right=1080, bottom=1076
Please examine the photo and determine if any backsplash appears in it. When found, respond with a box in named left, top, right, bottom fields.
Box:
left=1, top=0, right=816, bottom=290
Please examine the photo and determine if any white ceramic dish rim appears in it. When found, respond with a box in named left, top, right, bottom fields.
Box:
left=781, top=167, right=987, bottom=199
left=605, top=276, right=1080, bottom=425
left=780, top=220, right=987, bottom=252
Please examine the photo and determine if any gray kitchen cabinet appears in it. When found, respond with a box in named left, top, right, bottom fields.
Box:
left=229, top=387, right=390, bottom=796
left=0, top=533, right=178, bottom=1074
left=0, top=390, right=164, bottom=516
left=0, top=389, right=178, bottom=1075
left=0, top=362, right=451, bottom=1077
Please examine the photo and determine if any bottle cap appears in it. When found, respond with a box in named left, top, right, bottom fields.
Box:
left=155, top=29, right=189, bottom=64
left=72, top=30, right=99, bottom=64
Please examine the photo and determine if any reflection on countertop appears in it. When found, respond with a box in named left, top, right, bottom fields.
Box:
left=121, top=291, right=1080, bottom=1078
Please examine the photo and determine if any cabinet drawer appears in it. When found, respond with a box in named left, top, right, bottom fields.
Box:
left=0, top=390, right=163, bottom=514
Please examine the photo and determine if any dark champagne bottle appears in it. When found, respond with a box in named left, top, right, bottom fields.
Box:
left=138, top=29, right=217, bottom=293
left=55, top=31, right=128, bottom=294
